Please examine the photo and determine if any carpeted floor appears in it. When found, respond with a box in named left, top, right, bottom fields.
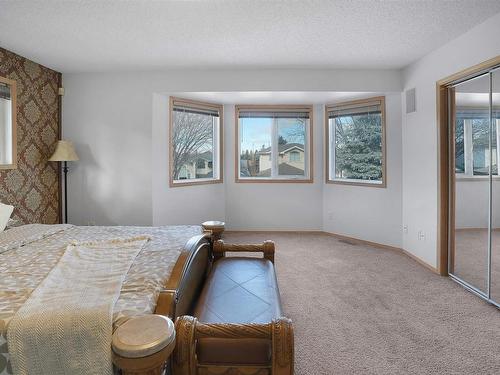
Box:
left=223, top=231, right=500, bottom=375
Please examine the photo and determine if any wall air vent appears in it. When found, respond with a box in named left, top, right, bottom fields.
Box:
left=405, top=88, right=416, bottom=113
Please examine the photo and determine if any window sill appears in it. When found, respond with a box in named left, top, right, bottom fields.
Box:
left=235, top=177, right=313, bottom=184
left=170, top=178, right=223, bottom=187
left=326, top=178, right=386, bottom=188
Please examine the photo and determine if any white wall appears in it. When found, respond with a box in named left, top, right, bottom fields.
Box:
left=63, top=74, right=153, bottom=225
left=63, top=68, right=402, bottom=230
left=402, top=13, right=500, bottom=267
left=224, top=104, right=323, bottom=231
left=151, top=99, right=323, bottom=230
left=151, top=94, right=226, bottom=226
left=323, top=93, right=403, bottom=248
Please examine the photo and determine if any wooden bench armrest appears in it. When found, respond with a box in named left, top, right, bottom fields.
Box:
left=213, top=239, right=275, bottom=263
left=173, top=316, right=294, bottom=375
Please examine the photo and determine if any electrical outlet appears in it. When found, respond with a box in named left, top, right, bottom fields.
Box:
left=403, top=225, right=408, bottom=234
left=418, top=230, right=425, bottom=241
left=327, top=212, right=334, bottom=220
left=87, top=220, right=96, bottom=226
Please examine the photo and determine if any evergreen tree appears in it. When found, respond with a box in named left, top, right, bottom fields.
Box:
left=335, top=114, right=382, bottom=180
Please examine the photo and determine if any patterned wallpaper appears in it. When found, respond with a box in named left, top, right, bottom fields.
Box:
left=0, top=48, right=61, bottom=224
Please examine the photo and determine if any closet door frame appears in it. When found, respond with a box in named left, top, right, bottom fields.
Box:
left=437, top=56, right=500, bottom=307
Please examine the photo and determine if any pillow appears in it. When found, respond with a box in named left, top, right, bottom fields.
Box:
left=0, top=202, right=14, bottom=232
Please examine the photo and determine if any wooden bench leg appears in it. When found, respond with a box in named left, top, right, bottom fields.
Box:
left=172, top=316, right=197, bottom=375
left=272, top=318, right=294, bottom=375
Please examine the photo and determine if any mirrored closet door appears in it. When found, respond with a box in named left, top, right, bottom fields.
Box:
left=449, top=66, right=500, bottom=307
left=491, top=69, right=500, bottom=303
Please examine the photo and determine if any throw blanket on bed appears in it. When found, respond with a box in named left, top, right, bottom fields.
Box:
left=7, top=236, right=149, bottom=375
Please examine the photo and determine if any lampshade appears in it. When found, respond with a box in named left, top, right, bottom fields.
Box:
left=48, top=140, right=79, bottom=162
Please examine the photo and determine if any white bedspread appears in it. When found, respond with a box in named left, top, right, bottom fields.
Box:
left=7, top=236, right=150, bottom=375
left=0, top=224, right=202, bottom=375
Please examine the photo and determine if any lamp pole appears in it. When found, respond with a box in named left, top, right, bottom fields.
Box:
left=63, top=161, right=68, bottom=224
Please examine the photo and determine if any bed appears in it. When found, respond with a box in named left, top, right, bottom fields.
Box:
left=0, top=223, right=213, bottom=375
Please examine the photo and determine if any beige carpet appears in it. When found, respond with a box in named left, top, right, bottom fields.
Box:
left=223, top=231, right=500, bottom=375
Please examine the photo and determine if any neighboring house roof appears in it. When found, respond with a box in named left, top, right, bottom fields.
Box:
left=258, top=163, right=304, bottom=176
left=195, top=151, right=213, bottom=161
left=258, top=143, right=304, bottom=155
left=182, top=150, right=213, bottom=164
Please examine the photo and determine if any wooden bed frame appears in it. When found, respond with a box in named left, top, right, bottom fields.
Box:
left=112, top=222, right=293, bottom=375
left=112, top=222, right=221, bottom=374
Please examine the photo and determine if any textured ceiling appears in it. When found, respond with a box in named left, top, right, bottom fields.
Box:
left=0, top=0, right=499, bottom=73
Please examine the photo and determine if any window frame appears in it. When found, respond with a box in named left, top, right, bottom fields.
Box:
left=169, top=96, right=224, bottom=187
left=325, top=96, right=387, bottom=188
left=235, top=104, right=314, bottom=183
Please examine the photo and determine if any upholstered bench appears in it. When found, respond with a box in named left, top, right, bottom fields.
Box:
left=173, top=240, right=294, bottom=375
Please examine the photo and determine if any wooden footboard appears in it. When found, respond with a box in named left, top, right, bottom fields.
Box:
left=113, top=222, right=223, bottom=375
left=155, top=234, right=212, bottom=318
left=173, top=316, right=294, bottom=375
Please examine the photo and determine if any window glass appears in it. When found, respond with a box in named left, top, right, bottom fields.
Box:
left=170, top=99, right=222, bottom=185
left=239, top=116, right=272, bottom=178
left=277, top=118, right=305, bottom=176
left=237, top=108, right=311, bottom=181
left=328, top=99, right=384, bottom=185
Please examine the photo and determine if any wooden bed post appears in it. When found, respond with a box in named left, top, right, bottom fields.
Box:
left=201, top=220, right=225, bottom=243
left=112, top=315, right=176, bottom=375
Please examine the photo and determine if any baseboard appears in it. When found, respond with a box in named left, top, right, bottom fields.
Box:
left=225, top=229, right=439, bottom=275
left=225, top=229, right=323, bottom=233
left=322, top=231, right=439, bottom=275
left=322, top=231, right=401, bottom=251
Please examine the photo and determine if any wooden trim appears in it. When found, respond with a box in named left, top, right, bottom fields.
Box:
left=234, top=104, right=314, bottom=183
left=0, top=75, right=17, bottom=170
left=226, top=229, right=439, bottom=274
left=168, top=96, right=224, bottom=188
left=436, top=56, right=500, bottom=87
left=436, top=55, right=500, bottom=276
left=57, top=73, right=63, bottom=224
left=325, top=96, right=387, bottom=188
left=323, top=231, right=439, bottom=274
